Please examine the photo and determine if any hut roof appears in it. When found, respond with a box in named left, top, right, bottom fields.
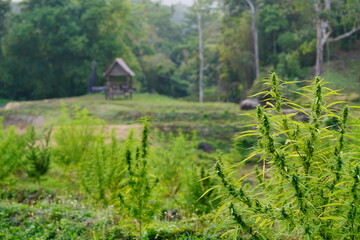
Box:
left=103, top=58, right=135, bottom=77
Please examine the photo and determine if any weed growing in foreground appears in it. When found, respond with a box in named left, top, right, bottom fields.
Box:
left=151, top=131, right=217, bottom=216
left=54, top=105, right=105, bottom=166
left=79, top=133, right=123, bottom=205
left=24, top=126, right=52, bottom=183
left=117, top=117, right=158, bottom=238
left=0, top=118, right=27, bottom=183
left=215, top=73, right=360, bottom=239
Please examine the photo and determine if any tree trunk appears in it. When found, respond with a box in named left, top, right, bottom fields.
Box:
left=315, top=21, right=325, bottom=76
left=197, top=11, right=204, bottom=103
left=87, top=60, right=97, bottom=93
left=245, top=0, right=259, bottom=79
left=314, top=0, right=331, bottom=76
left=314, top=0, right=360, bottom=76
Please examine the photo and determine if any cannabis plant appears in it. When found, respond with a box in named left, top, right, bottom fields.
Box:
left=152, top=131, right=217, bottom=215
left=54, top=105, right=104, bottom=166
left=117, top=117, right=158, bottom=238
left=79, top=133, right=122, bottom=204
left=215, top=73, right=359, bottom=239
left=0, top=120, right=27, bottom=182
left=25, top=126, right=51, bottom=183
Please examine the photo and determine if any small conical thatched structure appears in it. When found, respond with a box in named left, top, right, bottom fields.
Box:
left=103, top=58, right=135, bottom=99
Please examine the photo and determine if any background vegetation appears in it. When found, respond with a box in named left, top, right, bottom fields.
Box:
left=0, top=0, right=359, bottom=102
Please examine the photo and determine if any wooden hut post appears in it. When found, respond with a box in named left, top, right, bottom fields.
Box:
left=129, top=77, right=133, bottom=99
left=105, top=77, right=110, bottom=100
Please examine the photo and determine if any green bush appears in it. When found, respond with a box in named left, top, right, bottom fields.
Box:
left=79, top=133, right=123, bottom=204
left=0, top=202, right=127, bottom=240
left=151, top=131, right=218, bottom=215
left=276, top=52, right=303, bottom=80
left=53, top=105, right=105, bottom=166
left=215, top=73, right=360, bottom=239
left=52, top=106, right=128, bottom=205
left=117, top=117, right=158, bottom=238
left=0, top=119, right=27, bottom=182
left=24, top=126, right=51, bottom=183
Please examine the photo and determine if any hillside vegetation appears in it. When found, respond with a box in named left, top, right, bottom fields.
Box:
left=0, top=0, right=359, bottom=102
left=1, top=93, right=250, bottom=151
left=0, top=74, right=359, bottom=239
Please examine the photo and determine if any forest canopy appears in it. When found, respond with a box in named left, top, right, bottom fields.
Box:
left=0, top=0, right=359, bottom=101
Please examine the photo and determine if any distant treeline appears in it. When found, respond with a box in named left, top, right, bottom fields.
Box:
left=0, top=0, right=359, bottom=101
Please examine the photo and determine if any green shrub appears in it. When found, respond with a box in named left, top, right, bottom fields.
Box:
left=276, top=52, right=303, bottom=80
left=79, top=133, right=123, bottom=204
left=0, top=119, right=27, bottom=182
left=53, top=105, right=105, bottom=166
left=152, top=131, right=218, bottom=215
left=215, top=73, right=360, bottom=239
left=0, top=202, right=125, bottom=239
left=117, top=117, right=158, bottom=238
left=24, top=126, right=51, bottom=183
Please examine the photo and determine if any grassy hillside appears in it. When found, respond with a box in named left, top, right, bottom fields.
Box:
left=322, top=44, right=360, bottom=100
left=323, top=59, right=360, bottom=100
left=0, top=93, right=251, bottom=150
left=0, top=93, right=246, bottom=239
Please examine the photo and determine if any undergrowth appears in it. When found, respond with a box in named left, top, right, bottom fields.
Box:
left=0, top=74, right=359, bottom=239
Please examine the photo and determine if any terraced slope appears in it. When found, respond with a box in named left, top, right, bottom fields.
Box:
left=0, top=94, right=251, bottom=149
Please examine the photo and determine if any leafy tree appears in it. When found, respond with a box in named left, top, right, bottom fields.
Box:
left=258, top=4, right=287, bottom=64
left=219, top=4, right=255, bottom=102
left=313, top=0, right=360, bottom=76
left=0, top=0, right=10, bottom=95
left=0, top=0, right=137, bottom=100
left=141, top=54, right=178, bottom=96
left=184, top=0, right=221, bottom=101
left=0, top=0, right=359, bottom=101
left=130, top=0, right=222, bottom=99
left=244, top=0, right=260, bottom=79
left=0, top=0, right=10, bottom=38
left=130, top=0, right=190, bottom=97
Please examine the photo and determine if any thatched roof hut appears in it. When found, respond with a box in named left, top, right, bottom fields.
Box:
left=103, top=58, right=135, bottom=99
left=104, top=58, right=135, bottom=78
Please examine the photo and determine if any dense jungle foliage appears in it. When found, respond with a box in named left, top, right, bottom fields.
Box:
left=0, top=0, right=359, bottom=101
